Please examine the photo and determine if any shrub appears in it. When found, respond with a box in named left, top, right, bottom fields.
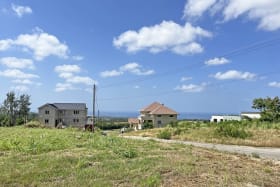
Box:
left=214, top=122, right=251, bottom=139
left=143, top=122, right=153, bottom=129
left=169, top=121, right=178, bottom=127
left=113, top=148, right=137, bottom=159
left=24, top=121, right=43, bottom=128
left=157, top=129, right=172, bottom=139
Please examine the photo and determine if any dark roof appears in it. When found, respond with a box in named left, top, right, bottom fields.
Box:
left=39, top=103, right=87, bottom=110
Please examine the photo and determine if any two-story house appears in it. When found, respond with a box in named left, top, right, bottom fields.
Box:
left=139, top=102, right=178, bottom=128
left=38, top=103, right=87, bottom=128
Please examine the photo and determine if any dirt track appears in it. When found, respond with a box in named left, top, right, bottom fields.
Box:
left=123, top=136, right=280, bottom=161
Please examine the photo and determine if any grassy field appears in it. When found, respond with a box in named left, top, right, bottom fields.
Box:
left=127, top=121, right=280, bottom=147
left=0, top=126, right=279, bottom=186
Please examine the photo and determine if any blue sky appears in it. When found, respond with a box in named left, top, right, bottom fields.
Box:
left=0, top=0, right=280, bottom=114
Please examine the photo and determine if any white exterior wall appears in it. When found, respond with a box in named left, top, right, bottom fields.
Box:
left=241, top=113, right=261, bottom=119
left=210, top=115, right=241, bottom=123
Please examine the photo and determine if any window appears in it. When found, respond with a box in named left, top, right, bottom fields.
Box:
left=45, top=110, right=49, bottom=115
left=157, top=115, right=161, bottom=117
left=74, top=110, right=79, bottom=114
left=73, top=119, right=79, bottom=123
left=157, top=120, right=162, bottom=125
left=169, top=115, right=174, bottom=117
left=45, top=119, right=49, bottom=124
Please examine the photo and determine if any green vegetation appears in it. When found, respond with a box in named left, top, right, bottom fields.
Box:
left=95, top=119, right=129, bottom=130
left=0, top=127, right=279, bottom=186
left=128, top=120, right=280, bottom=147
left=0, top=91, right=31, bottom=126
left=157, top=129, right=172, bottom=139
left=253, top=96, right=280, bottom=122
left=142, top=121, right=154, bottom=129
left=214, top=122, right=251, bottom=139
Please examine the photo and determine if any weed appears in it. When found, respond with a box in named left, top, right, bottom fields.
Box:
left=157, top=129, right=172, bottom=139
left=113, top=148, right=137, bottom=159
left=215, top=122, right=251, bottom=139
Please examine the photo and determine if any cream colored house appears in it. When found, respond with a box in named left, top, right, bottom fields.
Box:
left=139, top=102, right=178, bottom=128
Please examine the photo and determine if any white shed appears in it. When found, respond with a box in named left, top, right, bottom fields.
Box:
left=241, top=112, right=261, bottom=119
left=210, top=115, right=241, bottom=123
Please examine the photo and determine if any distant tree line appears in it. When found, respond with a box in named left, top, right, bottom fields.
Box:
left=0, top=91, right=31, bottom=126
left=252, top=96, right=280, bottom=122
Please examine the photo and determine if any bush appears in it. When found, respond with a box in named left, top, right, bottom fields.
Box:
left=157, top=129, right=172, bottom=139
left=214, top=122, right=251, bottom=139
left=24, top=121, right=43, bottom=128
left=143, top=122, right=153, bottom=129
left=113, top=148, right=137, bottom=158
left=95, top=122, right=129, bottom=130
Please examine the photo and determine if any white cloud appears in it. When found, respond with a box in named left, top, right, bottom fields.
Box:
left=100, top=70, right=123, bottom=78
left=175, top=82, right=207, bottom=93
left=213, top=70, right=256, bottom=80
left=0, top=69, right=39, bottom=79
left=183, top=0, right=280, bottom=31
left=12, top=79, right=33, bottom=85
left=10, top=85, right=29, bottom=92
left=120, top=62, right=140, bottom=71
left=183, top=0, right=217, bottom=18
left=55, top=83, right=76, bottom=92
left=54, top=64, right=97, bottom=88
left=0, top=31, right=69, bottom=60
left=134, top=85, right=140, bottom=89
left=11, top=4, right=32, bottom=17
left=100, top=62, right=155, bottom=78
left=66, top=76, right=96, bottom=85
left=58, top=72, right=74, bottom=79
left=113, top=21, right=212, bottom=55
left=72, top=55, right=84, bottom=61
left=205, top=57, right=230, bottom=66
left=0, top=39, right=13, bottom=51
left=12, top=79, right=42, bottom=86
left=55, top=64, right=81, bottom=73
left=15, top=32, right=69, bottom=60
left=171, top=42, right=204, bottom=55
left=181, top=76, right=192, bottom=82
left=0, top=57, right=34, bottom=69
left=268, top=81, right=280, bottom=88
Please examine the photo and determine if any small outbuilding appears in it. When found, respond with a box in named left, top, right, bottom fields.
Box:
left=210, top=115, right=241, bottom=123
left=241, top=112, right=261, bottom=119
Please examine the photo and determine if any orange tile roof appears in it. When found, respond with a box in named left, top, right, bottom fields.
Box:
left=128, top=118, right=139, bottom=124
left=141, top=102, right=177, bottom=115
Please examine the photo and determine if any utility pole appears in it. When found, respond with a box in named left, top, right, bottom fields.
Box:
left=92, top=84, right=96, bottom=132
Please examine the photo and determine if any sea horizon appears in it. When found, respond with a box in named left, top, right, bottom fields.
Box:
left=97, top=111, right=240, bottom=120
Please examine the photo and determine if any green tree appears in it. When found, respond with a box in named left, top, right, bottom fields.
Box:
left=252, top=96, right=280, bottom=122
left=18, top=94, right=31, bottom=124
left=0, top=92, right=32, bottom=126
left=3, top=92, right=18, bottom=126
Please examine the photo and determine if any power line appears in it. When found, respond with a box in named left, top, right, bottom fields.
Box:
left=98, top=70, right=280, bottom=102
left=99, top=36, right=280, bottom=89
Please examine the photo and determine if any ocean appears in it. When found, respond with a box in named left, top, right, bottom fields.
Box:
left=99, top=111, right=214, bottom=120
